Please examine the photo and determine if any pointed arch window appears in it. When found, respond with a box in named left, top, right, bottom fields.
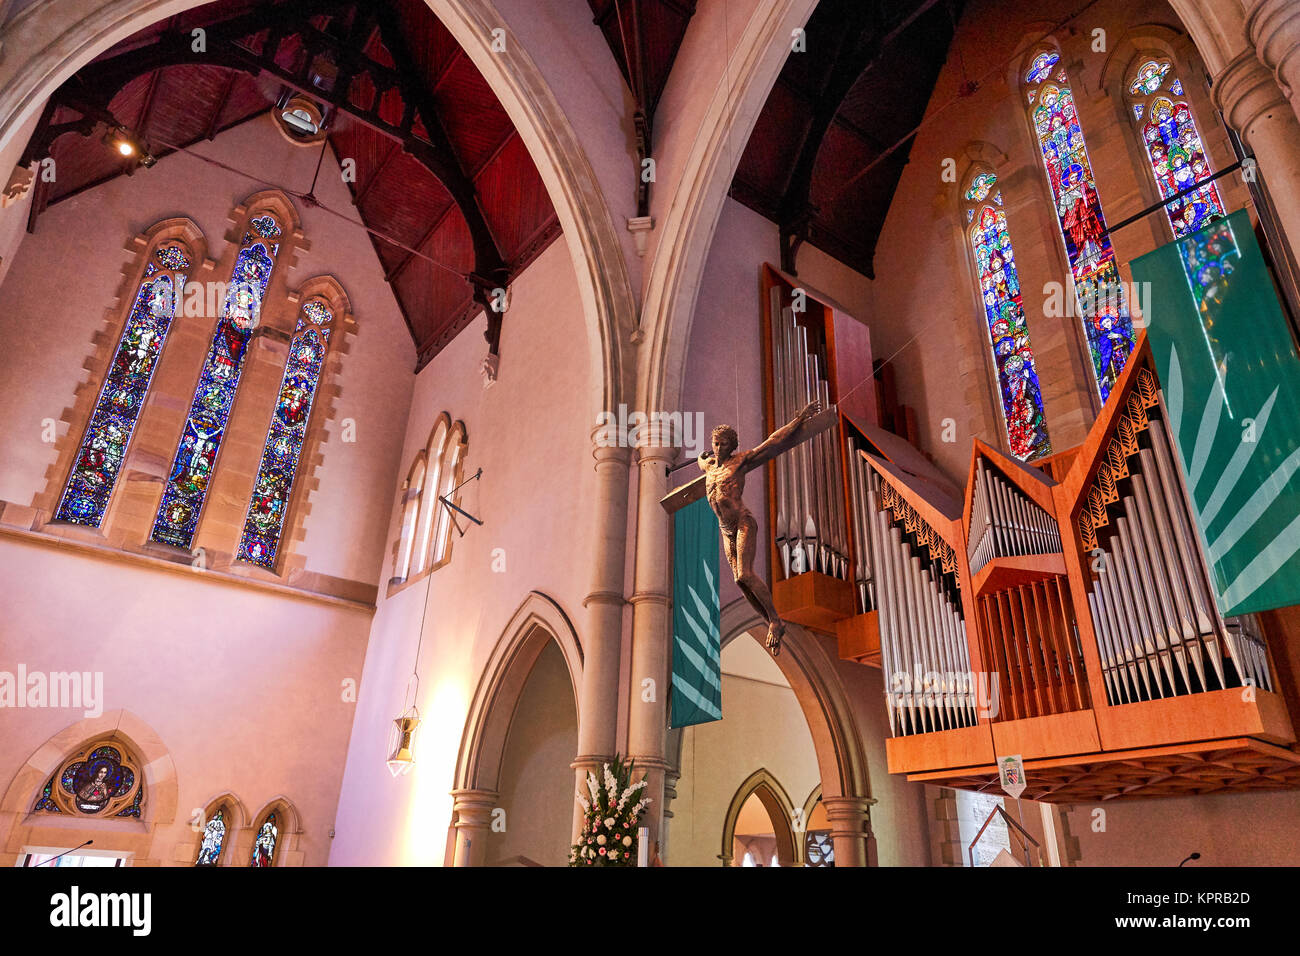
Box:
left=394, top=455, right=426, bottom=583
left=1125, top=58, right=1226, bottom=238
left=151, top=213, right=283, bottom=549
left=55, top=241, right=193, bottom=527
left=963, top=171, right=1052, bottom=461
left=237, top=295, right=335, bottom=568
left=195, top=808, right=227, bottom=866
left=1026, top=49, right=1135, bottom=404
left=250, top=811, right=279, bottom=867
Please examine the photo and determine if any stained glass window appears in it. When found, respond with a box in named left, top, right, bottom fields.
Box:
left=236, top=298, right=333, bottom=568
left=965, top=175, right=1052, bottom=461
left=1026, top=51, right=1059, bottom=84
left=1126, top=59, right=1226, bottom=240
left=1027, top=53, right=1135, bottom=403
left=55, top=244, right=191, bottom=527
left=34, top=744, right=141, bottom=816
left=151, top=216, right=281, bottom=549
left=250, top=812, right=278, bottom=867
left=395, top=457, right=426, bottom=582
left=196, top=809, right=226, bottom=865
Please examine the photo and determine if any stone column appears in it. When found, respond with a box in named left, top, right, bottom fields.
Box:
left=450, top=788, right=497, bottom=867
left=1213, top=50, right=1300, bottom=251
left=625, top=420, right=678, bottom=847
left=573, top=433, right=631, bottom=843
left=822, top=795, right=874, bottom=867
left=1247, top=0, right=1300, bottom=124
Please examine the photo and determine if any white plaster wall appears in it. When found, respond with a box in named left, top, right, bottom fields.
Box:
left=328, top=235, right=598, bottom=865
left=0, top=113, right=414, bottom=585
left=0, top=533, right=372, bottom=866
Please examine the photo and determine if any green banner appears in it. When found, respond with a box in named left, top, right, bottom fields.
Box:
left=670, top=497, right=722, bottom=728
left=1133, top=208, right=1300, bottom=616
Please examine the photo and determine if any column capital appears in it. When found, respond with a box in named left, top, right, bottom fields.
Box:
left=590, top=432, right=633, bottom=466
left=1247, top=0, right=1300, bottom=96
left=450, top=788, right=498, bottom=825
left=571, top=754, right=614, bottom=773
left=582, top=589, right=627, bottom=608
left=1213, top=50, right=1289, bottom=135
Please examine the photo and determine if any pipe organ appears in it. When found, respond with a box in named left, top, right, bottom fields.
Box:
left=761, top=313, right=1300, bottom=801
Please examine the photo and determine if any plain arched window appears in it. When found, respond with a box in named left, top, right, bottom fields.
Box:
left=152, top=211, right=284, bottom=549
left=1125, top=57, right=1226, bottom=239
left=394, top=456, right=426, bottom=582
left=430, top=423, right=467, bottom=566
left=412, top=419, right=449, bottom=575
left=55, top=240, right=194, bottom=527
left=963, top=170, right=1052, bottom=461
left=237, top=296, right=336, bottom=568
left=1025, top=48, right=1135, bottom=404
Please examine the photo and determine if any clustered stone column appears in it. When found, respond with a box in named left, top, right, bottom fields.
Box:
left=573, top=432, right=633, bottom=844
left=822, top=795, right=875, bottom=868
left=450, top=788, right=498, bottom=867
left=625, top=418, right=679, bottom=849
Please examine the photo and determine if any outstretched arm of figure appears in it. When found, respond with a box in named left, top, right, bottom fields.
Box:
left=749, top=399, right=820, bottom=461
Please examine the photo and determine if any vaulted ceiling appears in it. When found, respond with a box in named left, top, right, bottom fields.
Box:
left=24, top=0, right=559, bottom=370
left=732, top=0, right=964, bottom=278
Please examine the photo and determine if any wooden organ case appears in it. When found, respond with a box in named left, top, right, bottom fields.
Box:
left=761, top=299, right=1300, bottom=800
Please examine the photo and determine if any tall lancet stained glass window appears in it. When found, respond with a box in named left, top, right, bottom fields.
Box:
left=55, top=243, right=191, bottom=527
left=195, top=809, right=226, bottom=865
left=250, top=812, right=278, bottom=867
left=1126, top=59, right=1226, bottom=238
left=1026, top=50, right=1135, bottom=404
left=237, top=297, right=334, bottom=568
left=965, top=174, right=1052, bottom=460
left=151, top=214, right=282, bottom=549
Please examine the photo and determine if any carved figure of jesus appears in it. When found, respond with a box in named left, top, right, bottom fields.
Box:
left=698, top=399, right=820, bottom=656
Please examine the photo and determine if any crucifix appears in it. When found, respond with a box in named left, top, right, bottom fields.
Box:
left=660, top=401, right=839, bottom=656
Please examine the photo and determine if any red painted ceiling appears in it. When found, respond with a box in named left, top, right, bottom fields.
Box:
left=30, top=0, right=560, bottom=370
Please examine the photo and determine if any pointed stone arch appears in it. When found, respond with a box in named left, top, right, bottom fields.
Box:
left=667, top=599, right=874, bottom=866
left=719, top=767, right=798, bottom=868
left=185, top=790, right=249, bottom=866
left=449, top=590, right=583, bottom=865
left=241, top=796, right=302, bottom=867
left=0, top=709, right=178, bottom=867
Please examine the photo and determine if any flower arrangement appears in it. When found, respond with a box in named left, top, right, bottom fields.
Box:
left=569, top=753, right=651, bottom=867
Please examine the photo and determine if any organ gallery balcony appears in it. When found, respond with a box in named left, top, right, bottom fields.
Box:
left=856, top=338, right=1300, bottom=802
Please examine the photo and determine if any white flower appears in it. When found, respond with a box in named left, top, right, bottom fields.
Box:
left=604, top=816, right=616, bottom=828
left=616, top=778, right=646, bottom=813
left=576, top=793, right=591, bottom=813
left=609, top=849, right=619, bottom=860
left=597, top=834, right=607, bottom=846
left=603, top=765, right=618, bottom=799
left=587, top=772, right=600, bottom=804
left=622, top=836, right=632, bottom=847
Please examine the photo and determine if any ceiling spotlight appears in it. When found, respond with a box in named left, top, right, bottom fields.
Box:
left=281, top=107, right=319, bottom=136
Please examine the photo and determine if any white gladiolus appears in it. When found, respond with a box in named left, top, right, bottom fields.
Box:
left=576, top=793, right=591, bottom=812
left=587, top=772, right=600, bottom=803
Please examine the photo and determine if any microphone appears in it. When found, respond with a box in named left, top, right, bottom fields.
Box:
left=1178, top=852, right=1201, bottom=867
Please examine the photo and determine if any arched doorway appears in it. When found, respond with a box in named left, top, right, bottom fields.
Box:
left=720, top=768, right=798, bottom=867
left=666, top=599, right=875, bottom=866
left=449, top=591, right=582, bottom=866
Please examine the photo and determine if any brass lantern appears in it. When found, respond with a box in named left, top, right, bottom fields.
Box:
left=387, top=708, right=421, bottom=777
